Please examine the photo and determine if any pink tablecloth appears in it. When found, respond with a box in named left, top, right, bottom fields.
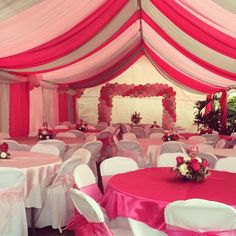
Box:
left=101, top=168, right=236, bottom=230
left=0, top=151, right=62, bottom=208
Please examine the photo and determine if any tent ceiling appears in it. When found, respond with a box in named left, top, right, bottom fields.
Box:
left=0, top=0, right=236, bottom=93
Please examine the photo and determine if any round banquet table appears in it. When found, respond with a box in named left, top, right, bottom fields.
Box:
left=214, top=148, right=236, bottom=158
left=101, top=167, right=236, bottom=230
left=0, top=151, right=62, bottom=208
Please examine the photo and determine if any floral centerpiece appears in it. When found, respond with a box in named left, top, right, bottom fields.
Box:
left=0, top=143, right=10, bottom=159
left=199, top=126, right=213, bottom=135
left=38, top=122, right=54, bottom=140
left=162, top=131, right=179, bottom=142
left=174, top=155, right=210, bottom=182
left=151, top=121, right=160, bottom=128
left=131, top=112, right=142, bottom=125
left=75, top=119, right=88, bottom=132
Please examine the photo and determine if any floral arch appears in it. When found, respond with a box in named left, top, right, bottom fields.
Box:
left=98, top=83, right=176, bottom=130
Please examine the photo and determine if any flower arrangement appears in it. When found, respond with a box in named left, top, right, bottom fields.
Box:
left=199, top=126, right=213, bottom=135
left=0, top=143, right=10, bottom=159
left=174, top=155, right=210, bottom=182
left=131, top=112, right=142, bottom=125
left=38, top=122, right=53, bottom=140
left=162, top=131, right=179, bottom=142
left=75, top=119, right=88, bottom=132
left=151, top=121, right=160, bottom=128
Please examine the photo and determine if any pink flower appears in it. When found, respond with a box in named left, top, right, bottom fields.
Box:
left=1, top=142, right=8, bottom=152
left=176, top=156, right=184, bottom=165
left=202, top=159, right=209, bottom=168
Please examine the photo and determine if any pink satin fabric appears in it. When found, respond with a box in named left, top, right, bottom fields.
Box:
left=101, top=168, right=236, bottom=230
left=80, top=184, right=103, bottom=203
left=165, top=224, right=236, bottom=236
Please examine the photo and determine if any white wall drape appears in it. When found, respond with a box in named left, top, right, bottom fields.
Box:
left=0, top=83, right=9, bottom=133
left=77, top=56, right=205, bottom=131
left=42, top=87, right=59, bottom=128
left=29, top=87, right=43, bottom=134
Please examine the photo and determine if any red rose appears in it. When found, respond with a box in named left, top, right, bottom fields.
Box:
left=172, top=134, right=179, bottom=141
left=191, top=159, right=200, bottom=171
left=176, top=156, right=184, bottom=165
left=1, top=142, right=9, bottom=152
left=202, top=159, right=209, bottom=168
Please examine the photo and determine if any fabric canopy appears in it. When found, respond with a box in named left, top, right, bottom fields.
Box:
left=0, top=0, right=236, bottom=94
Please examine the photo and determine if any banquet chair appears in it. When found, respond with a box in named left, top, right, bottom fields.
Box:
left=149, top=132, right=163, bottom=139
left=85, top=134, right=97, bottom=142
left=0, top=167, right=27, bottom=236
left=164, top=199, right=236, bottom=235
left=0, top=132, right=10, bottom=140
left=149, top=127, right=165, bottom=134
left=56, top=132, right=77, bottom=138
left=31, top=144, right=60, bottom=156
left=156, top=152, right=189, bottom=167
left=35, top=155, right=87, bottom=229
left=196, top=152, right=218, bottom=169
left=130, top=126, right=146, bottom=138
left=70, top=188, right=134, bottom=236
left=82, top=140, right=103, bottom=178
left=54, top=124, right=69, bottom=130
left=214, top=157, right=236, bottom=173
left=124, top=124, right=131, bottom=133
left=62, top=121, right=73, bottom=128
left=215, top=139, right=229, bottom=148
left=198, top=143, right=214, bottom=153
left=100, top=156, right=139, bottom=191
left=69, top=130, right=86, bottom=139
left=160, top=141, right=187, bottom=154
left=95, top=124, right=107, bottom=131
left=123, top=132, right=137, bottom=140
left=1, top=139, right=23, bottom=151
left=202, top=134, right=219, bottom=146
left=38, top=139, right=66, bottom=155
left=97, top=130, right=113, bottom=139
left=230, top=137, right=236, bottom=147
left=118, top=140, right=147, bottom=168
left=188, top=136, right=207, bottom=144
left=73, top=164, right=102, bottom=202
left=71, top=148, right=91, bottom=164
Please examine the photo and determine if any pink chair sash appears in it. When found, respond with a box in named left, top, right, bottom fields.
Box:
left=0, top=186, right=24, bottom=233
left=165, top=224, right=236, bottom=236
left=80, top=184, right=103, bottom=203
left=67, top=213, right=113, bottom=236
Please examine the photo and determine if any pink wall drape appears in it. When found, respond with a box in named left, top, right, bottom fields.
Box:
left=58, top=93, right=69, bottom=123
left=9, top=82, right=29, bottom=137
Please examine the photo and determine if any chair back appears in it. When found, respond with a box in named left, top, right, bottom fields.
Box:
left=130, top=126, right=146, bottom=138
left=1, top=140, right=22, bottom=151
left=202, top=134, right=219, bottom=146
left=72, top=148, right=91, bottom=164
left=149, top=133, right=163, bottom=139
left=149, top=127, right=165, bottom=134
left=85, top=134, right=97, bottom=142
left=165, top=199, right=236, bottom=233
left=157, top=152, right=189, bottom=167
left=214, top=157, right=236, bottom=173
left=196, top=152, right=218, bottom=169
left=160, top=141, right=187, bottom=154
left=0, top=167, right=27, bottom=236
left=38, top=139, right=66, bottom=154
left=230, top=137, right=236, bottom=147
left=198, top=143, right=214, bottom=153
left=123, top=132, right=137, bottom=140
left=188, top=136, right=207, bottom=144
left=56, top=132, right=77, bottom=138
left=215, top=139, right=229, bottom=148
left=68, top=130, right=86, bottom=139
left=97, top=131, right=112, bottom=139
left=54, top=124, right=69, bottom=130
left=31, top=144, right=60, bottom=156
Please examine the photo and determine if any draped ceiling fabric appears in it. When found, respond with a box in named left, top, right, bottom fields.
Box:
left=0, top=0, right=236, bottom=134
left=0, top=0, right=235, bottom=93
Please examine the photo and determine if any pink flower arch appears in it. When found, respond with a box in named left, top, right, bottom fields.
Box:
left=98, top=83, right=176, bottom=130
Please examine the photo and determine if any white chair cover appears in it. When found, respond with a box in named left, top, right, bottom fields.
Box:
left=97, top=130, right=112, bottom=139
left=157, top=152, right=189, bottom=167
left=0, top=167, right=27, bottom=236
left=68, top=130, right=86, bottom=139
left=82, top=141, right=103, bottom=178
left=72, top=148, right=91, bottom=164
left=70, top=188, right=134, bottom=236
left=188, top=136, right=207, bottom=144
left=196, top=152, right=218, bottom=169
left=62, top=121, right=73, bottom=128
left=35, top=156, right=85, bottom=229
left=38, top=139, right=66, bottom=155
left=85, top=134, right=97, bottom=142
left=56, top=132, right=76, bottom=138
left=149, top=127, right=165, bottom=134
left=54, top=124, right=69, bottom=130
left=230, top=137, right=236, bottom=147
left=214, top=157, right=236, bottom=173
left=123, top=132, right=137, bottom=140
left=1, top=139, right=22, bottom=151
left=215, top=139, right=229, bottom=148
left=202, top=134, right=219, bottom=146
left=198, top=143, right=214, bottom=153
left=124, top=124, right=131, bottom=132
left=130, top=127, right=146, bottom=138
left=165, top=199, right=236, bottom=233
left=160, top=141, right=187, bottom=154
left=149, top=133, right=163, bottom=139
left=31, top=144, right=60, bottom=156
left=118, top=140, right=146, bottom=168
